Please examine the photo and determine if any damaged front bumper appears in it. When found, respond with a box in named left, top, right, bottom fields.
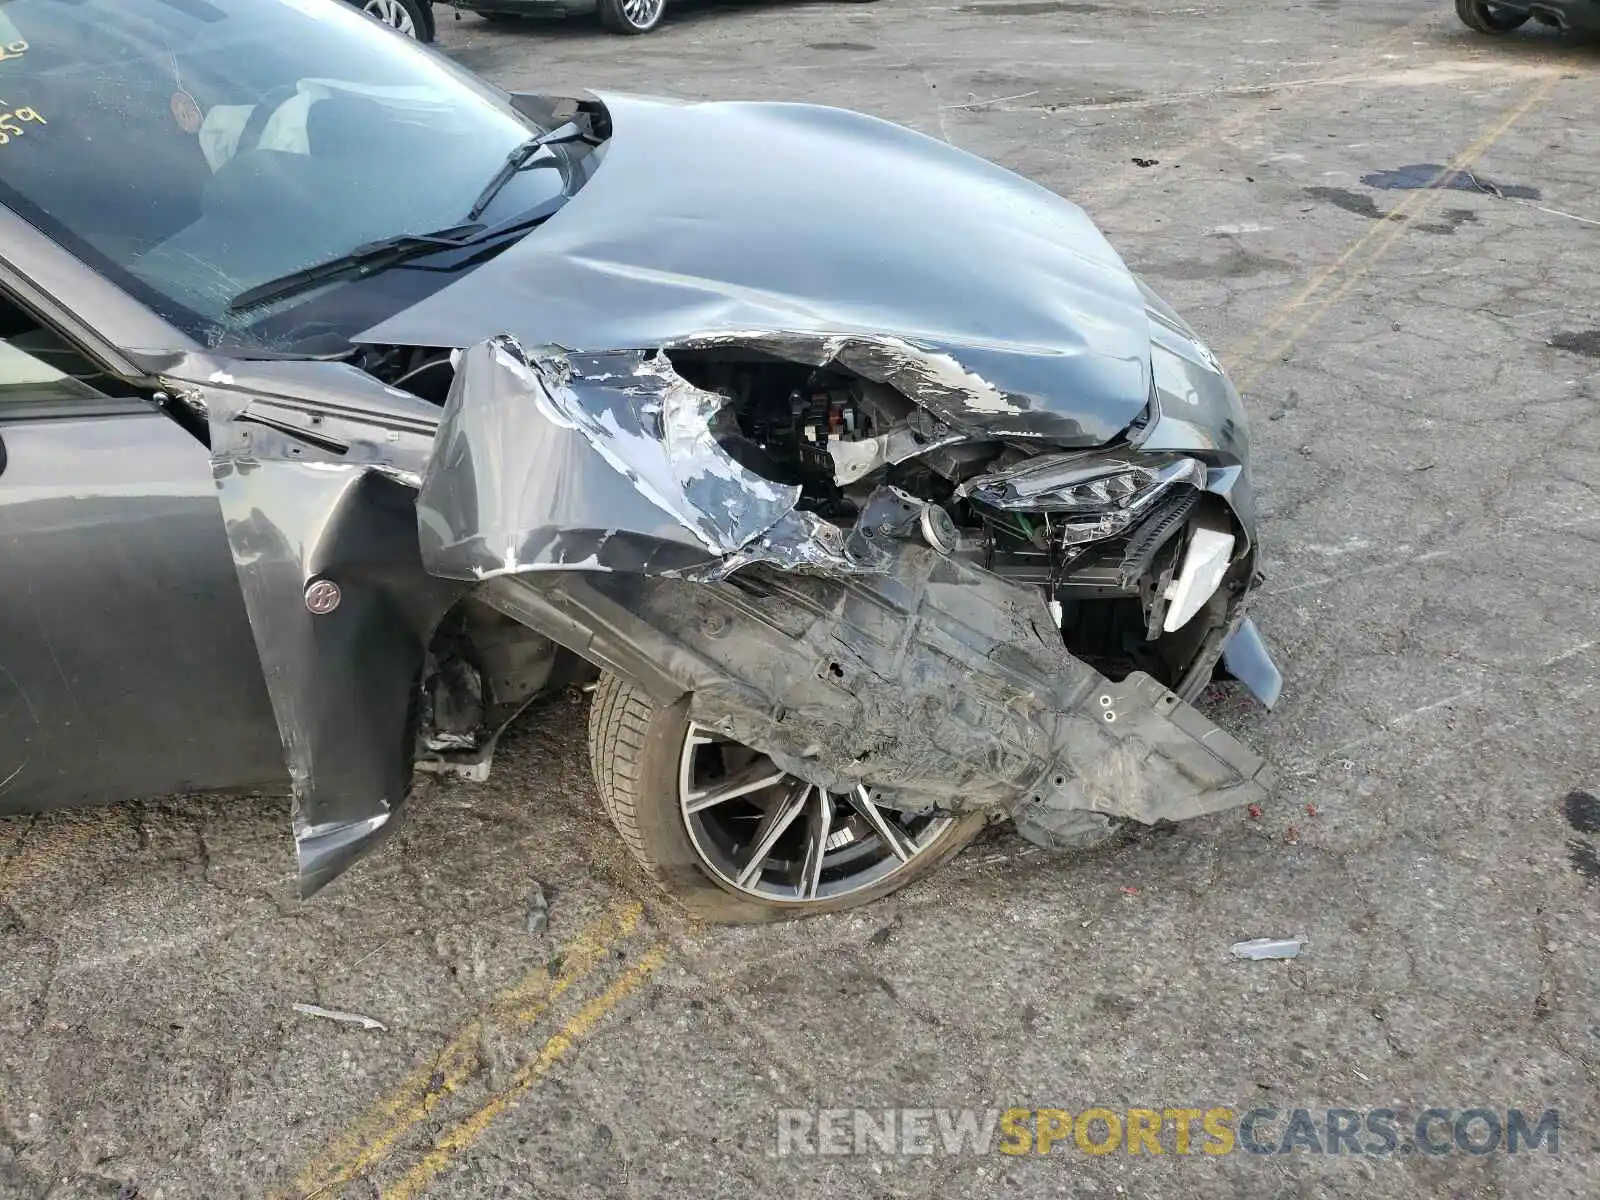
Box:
left=478, top=554, right=1276, bottom=853
left=429, top=337, right=1276, bottom=851
left=179, top=328, right=1282, bottom=894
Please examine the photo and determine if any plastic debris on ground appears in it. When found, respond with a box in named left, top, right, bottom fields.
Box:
left=291, top=1002, right=387, bottom=1031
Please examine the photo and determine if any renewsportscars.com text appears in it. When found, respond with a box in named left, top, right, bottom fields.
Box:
left=775, top=1106, right=1561, bottom=1158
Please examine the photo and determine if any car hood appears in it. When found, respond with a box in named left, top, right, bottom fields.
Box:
left=356, top=90, right=1154, bottom=446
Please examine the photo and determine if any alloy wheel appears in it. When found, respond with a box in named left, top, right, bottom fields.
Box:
left=618, top=0, right=666, bottom=29
left=362, top=0, right=418, bottom=36
left=679, top=723, right=955, bottom=903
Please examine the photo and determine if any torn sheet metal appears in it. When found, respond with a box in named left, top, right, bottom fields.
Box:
left=669, top=330, right=1101, bottom=444
left=416, top=337, right=799, bottom=581
left=355, top=91, right=1152, bottom=446
left=413, top=337, right=1273, bottom=833
left=479, top=526, right=1274, bottom=830
left=704, top=508, right=891, bottom=580
left=175, top=316, right=1278, bottom=893
left=98, top=87, right=1282, bottom=899
left=1221, top=617, right=1284, bottom=709
left=171, top=354, right=467, bottom=896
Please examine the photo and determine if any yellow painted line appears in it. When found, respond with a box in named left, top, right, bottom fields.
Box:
left=1225, top=170, right=1445, bottom=367
left=1229, top=76, right=1558, bottom=389
left=283, top=901, right=644, bottom=1200
left=381, top=943, right=669, bottom=1200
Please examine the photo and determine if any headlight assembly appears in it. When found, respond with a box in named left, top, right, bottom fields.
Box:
left=958, top=453, right=1208, bottom=544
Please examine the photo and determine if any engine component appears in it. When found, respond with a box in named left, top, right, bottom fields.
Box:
left=844, top=486, right=959, bottom=555
left=827, top=408, right=967, bottom=485
left=703, top=365, right=884, bottom=507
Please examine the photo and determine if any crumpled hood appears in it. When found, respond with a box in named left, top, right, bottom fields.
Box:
left=357, top=90, right=1154, bottom=446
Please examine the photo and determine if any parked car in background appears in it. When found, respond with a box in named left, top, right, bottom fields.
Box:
left=350, top=0, right=435, bottom=40
left=1455, top=0, right=1600, bottom=34
left=459, top=0, right=878, bottom=37
left=453, top=0, right=695, bottom=35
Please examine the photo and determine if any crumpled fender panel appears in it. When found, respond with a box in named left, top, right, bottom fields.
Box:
left=417, top=338, right=897, bottom=583
left=417, top=338, right=795, bottom=578
left=173, top=358, right=468, bottom=895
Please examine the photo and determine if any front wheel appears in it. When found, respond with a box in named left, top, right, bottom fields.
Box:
left=597, top=0, right=666, bottom=33
left=587, top=674, right=986, bottom=922
left=1455, top=0, right=1531, bottom=32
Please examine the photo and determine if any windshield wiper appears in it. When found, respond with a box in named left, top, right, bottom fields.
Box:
left=227, top=222, right=485, bottom=313
left=227, top=122, right=590, bottom=315
left=226, top=196, right=566, bottom=315
left=465, top=120, right=589, bottom=222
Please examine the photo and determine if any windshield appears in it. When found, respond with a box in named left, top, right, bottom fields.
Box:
left=0, top=0, right=562, bottom=345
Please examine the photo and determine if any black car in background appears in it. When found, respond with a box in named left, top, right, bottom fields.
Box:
left=460, top=0, right=668, bottom=34
left=1456, top=0, right=1600, bottom=34
left=457, top=0, right=880, bottom=36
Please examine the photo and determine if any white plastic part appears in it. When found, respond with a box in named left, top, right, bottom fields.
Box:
left=1162, top=524, right=1236, bottom=633
left=1230, top=936, right=1306, bottom=961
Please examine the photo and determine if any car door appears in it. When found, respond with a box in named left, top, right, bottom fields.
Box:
left=0, top=297, right=286, bottom=813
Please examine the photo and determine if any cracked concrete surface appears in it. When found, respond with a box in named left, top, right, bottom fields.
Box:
left=2, top=0, right=1599, bottom=1196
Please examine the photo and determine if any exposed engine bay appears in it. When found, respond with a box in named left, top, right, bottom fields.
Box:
left=668, top=351, right=1238, bottom=691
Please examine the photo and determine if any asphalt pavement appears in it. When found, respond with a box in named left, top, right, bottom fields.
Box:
left=2, top=1, right=1598, bottom=1196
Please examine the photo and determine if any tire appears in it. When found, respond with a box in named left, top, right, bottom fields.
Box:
left=356, top=0, right=434, bottom=41
left=587, top=673, right=987, bottom=922
left=1455, top=0, right=1531, bottom=32
left=597, top=0, right=666, bottom=34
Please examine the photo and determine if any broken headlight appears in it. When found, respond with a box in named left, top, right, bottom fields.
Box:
left=958, top=453, right=1207, bottom=545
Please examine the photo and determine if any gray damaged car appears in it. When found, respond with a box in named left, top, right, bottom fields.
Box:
left=0, top=0, right=1280, bottom=920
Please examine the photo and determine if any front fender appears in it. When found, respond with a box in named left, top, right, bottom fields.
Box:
left=169, top=357, right=463, bottom=895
